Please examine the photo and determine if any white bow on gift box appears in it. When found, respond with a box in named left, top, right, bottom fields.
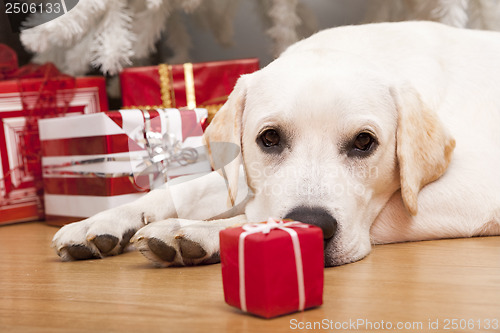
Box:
left=237, top=218, right=310, bottom=312
left=42, top=108, right=208, bottom=191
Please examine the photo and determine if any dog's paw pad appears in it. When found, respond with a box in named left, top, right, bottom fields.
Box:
left=92, top=234, right=119, bottom=254
left=120, top=229, right=136, bottom=249
left=179, top=238, right=207, bottom=259
left=66, top=245, right=99, bottom=260
left=147, top=238, right=177, bottom=262
left=203, top=251, right=220, bottom=264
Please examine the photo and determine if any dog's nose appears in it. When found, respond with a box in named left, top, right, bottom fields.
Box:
left=284, top=206, right=337, bottom=240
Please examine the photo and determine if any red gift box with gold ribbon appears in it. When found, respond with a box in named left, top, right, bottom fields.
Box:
left=0, top=44, right=108, bottom=225
left=219, top=219, right=324, bottom=318
left=38, top=108, right=210, bottom=225
left=120, top=58, right=259, bottom=123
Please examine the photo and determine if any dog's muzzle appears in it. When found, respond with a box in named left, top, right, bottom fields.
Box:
left=284, top=206, right=338, bottom=240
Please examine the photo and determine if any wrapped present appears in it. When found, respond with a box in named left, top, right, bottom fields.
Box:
left=0, top=44, right=108, bottom=225
left=120, top=58, right=259, bottom=123
left=39, top=108, right=211, bottom=226
left=220, top=218, right=324, bottom=318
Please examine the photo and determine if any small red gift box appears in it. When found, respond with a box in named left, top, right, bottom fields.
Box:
left=39, top=108, right=211, bottom=226
left=219, top=219, right=324, bottom=318
left=120, top=58, right=259, bottom=122
left=0, top=76, right=107, bottom=225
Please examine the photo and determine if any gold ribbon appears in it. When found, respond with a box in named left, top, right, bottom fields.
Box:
left=160, top=63, right=196, bottom=109
left=124, top=62, right=225, bottom=123
left=183, top=63, right=197, bottom=109
left=158, top=64, right=174, bottom=108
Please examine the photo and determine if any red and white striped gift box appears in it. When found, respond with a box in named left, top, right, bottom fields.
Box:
left=0, top=77, right=107, bottom=225
left=38, top=108, right=210, bottom=224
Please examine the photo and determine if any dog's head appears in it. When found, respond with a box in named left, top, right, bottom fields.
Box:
left=204, top=51, right=455, bottom=266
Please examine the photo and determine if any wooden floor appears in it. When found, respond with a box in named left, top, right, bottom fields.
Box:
left=0, top=222, right=499, bottom=333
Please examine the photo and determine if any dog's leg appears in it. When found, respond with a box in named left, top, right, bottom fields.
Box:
left=131, top=215, right=248, bottom=267
left=51, top=188, right=176, bottom=261
left=52, top=169, right=248, bottom=261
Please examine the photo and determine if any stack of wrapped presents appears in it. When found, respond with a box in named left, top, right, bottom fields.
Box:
left=0, top=43, right=259, bottom=225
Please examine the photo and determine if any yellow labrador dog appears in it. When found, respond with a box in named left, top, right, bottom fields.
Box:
left=52, top=21, right=500, bottom=267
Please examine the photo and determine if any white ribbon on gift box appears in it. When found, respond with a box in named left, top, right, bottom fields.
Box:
left=238, top=218, right=309, bottom=313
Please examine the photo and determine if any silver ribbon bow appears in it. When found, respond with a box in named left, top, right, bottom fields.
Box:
left=136, top=110, right=199, bottom=185
left=43, top=109, right=201, bottom=190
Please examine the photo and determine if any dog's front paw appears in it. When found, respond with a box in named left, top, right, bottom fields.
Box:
left=131, top=219, right=222, bottom=267
left=51, top=208, right=145, bottom=261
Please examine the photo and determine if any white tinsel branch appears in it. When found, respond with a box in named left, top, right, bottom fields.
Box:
left=431, top=0, right=469, bottom=27
left=263, top=0, right=301, bottom=58
left=21, top=0, right=109, bottom=52
left=164, top=11, right=192, bottom=64
left=146, top=0, right=163, bottom=10
left=90, top=0, right=135, bottom=75
left=19, top=0, right=500, bottom=77
left=193, top=0, right=239, bottom=47
left=63, top=24, right=99, bottom=75
left=176, top=0, right=203, bottom=13
left=131, top=0, right=173, bottom=60
left=365, top=0, right=500, bottom=31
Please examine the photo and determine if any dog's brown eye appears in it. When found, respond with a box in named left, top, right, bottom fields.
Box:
left=261, top=129, right=280, bottom=147
left=353, top=132, right=374, bottom=151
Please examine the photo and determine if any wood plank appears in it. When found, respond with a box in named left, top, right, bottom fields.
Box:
left=0, top=222, right=499, bottom=332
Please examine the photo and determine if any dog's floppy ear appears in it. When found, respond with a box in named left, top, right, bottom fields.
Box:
left=203, top=76, right=247, bottom=207
left=392, top=85, right=456, bottom=216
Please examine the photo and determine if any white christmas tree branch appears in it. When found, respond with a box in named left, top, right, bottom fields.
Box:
left=164, top=11, right=192, bottom=64
left=64, top=24, right=99, bottom=75
left=258, top=0, right=300, bottom=58
left=176, top=0, right=203, bottom=13
left=21, top=0, right=109, bottom=52
left=131, top=0, right=173, bottom=59
left=431, top=0, right=469, bottom=27
left=90, top=0, right=135, bottom=75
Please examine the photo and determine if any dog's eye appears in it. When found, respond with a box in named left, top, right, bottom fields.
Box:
left=260, top=129, right=280, bottom=147
left=353, top=132, right=375, bottom=151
